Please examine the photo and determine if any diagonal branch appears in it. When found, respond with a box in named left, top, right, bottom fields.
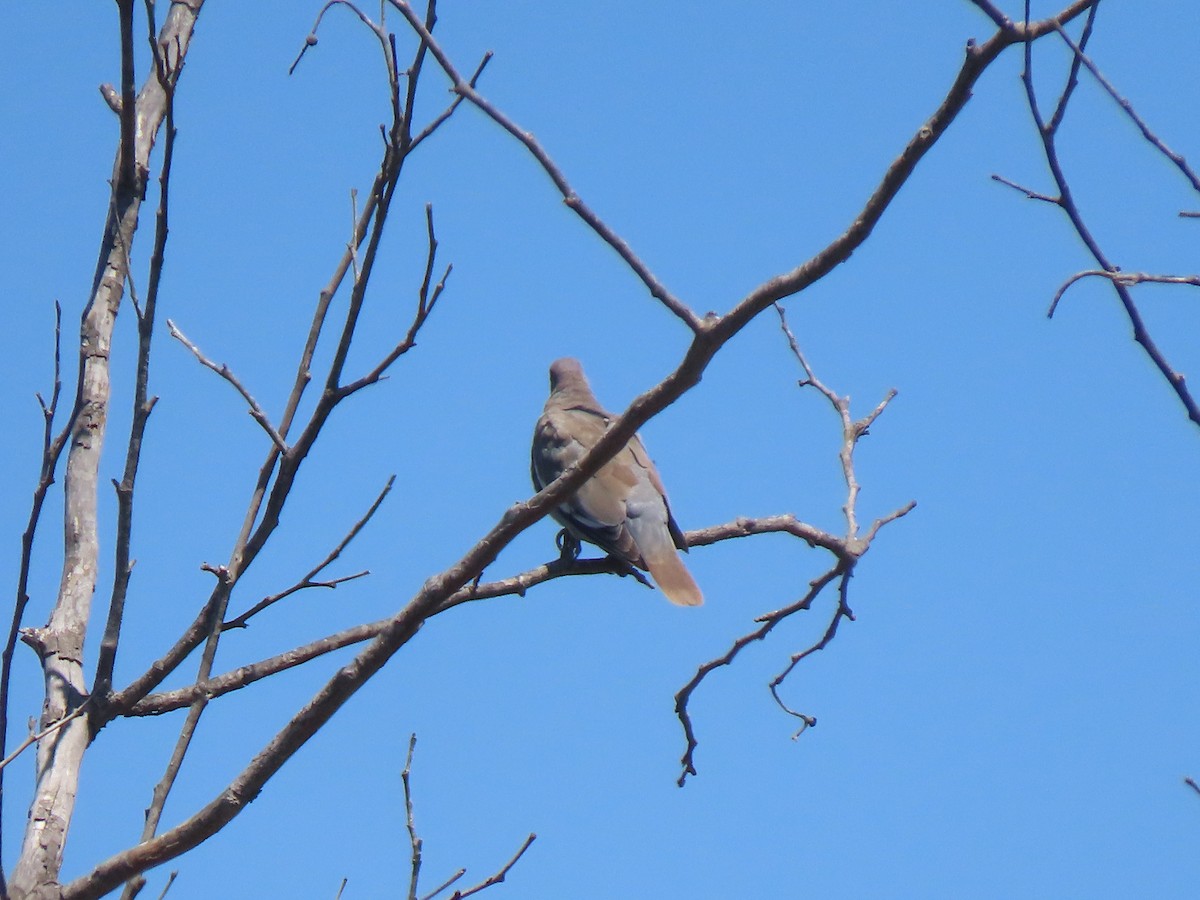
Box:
left=166, top=319, right=289, bottom=452
left=223, top=476, right=394, bottom=630
left=60, top=5, right=1087, bottom=892
left=675, top=563, right=845, bottom=787
left=1012, top=0, right=1200, bottom=428
left=675, top=305, right=914, bottom=786
left=1051, top=20, right=1200, bottom=194
left=384, top=0, right=701, bottom=330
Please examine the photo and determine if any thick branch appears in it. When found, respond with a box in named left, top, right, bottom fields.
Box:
left=60, top=4, right=1081, bottom=891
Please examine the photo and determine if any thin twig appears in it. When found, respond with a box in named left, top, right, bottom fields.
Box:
left=0, top=702, right=91, bottom=774
left=154, top=871, right=177, bottom=900
left=990, top=173, right=1059, bottom=204
left=419, top=869, right=466, bottom=900
left=166, top=319, right=288, bottom=452
left=1051, top=20, right=1200, bottom=194
left=767, top=571, right=856, bottom=737
left=1048, top=269, right=1200, bottom=317
left=675, top=565, right=844, bottom=786
left=1016, top=0, right=1200, bottom=427
left=223, top=476, right=394, bottom=629
left=450, top=834, right=537, bottom=900
left=385, top=0, right=702, bottom=330
left=1, top=301, right=71, bottom=874
left=402, top=734, right=422, bottom=900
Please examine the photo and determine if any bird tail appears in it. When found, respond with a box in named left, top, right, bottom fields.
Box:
left=643, top=547, right=703, bottom=606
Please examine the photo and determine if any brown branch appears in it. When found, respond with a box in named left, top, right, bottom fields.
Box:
left=676, top=564, right=845, bottom=787
left=166, top=319, right=289, bottom=452
left=1015, top=0, right=1200, bottom=428
left=0, top=301, right=71, bottom=877
left=223, top=476, right=394, bottom=630
left=154, top=872, right=177, bottom=900
left=965, top=0, right=1011, bottom=30
left=1051, top=20, right=1200, bottom=195
left=449, top=834, right=536, bottom=900
left=127, top=515, right=842, bottom=718
left=767, top=572, right=855, bottom=737
left=990, top=172, right=1060, bottom=204
left=62, top=5, right=1089, bottom=891
left=384, top=0, right=702, bottom=330
left=675, top=307, right=914, bottom=786
left=1048, top=270, right=1200, bottom=317
left=409, top=52, right=493, bottom=153
left=0, top=703, right=91, bottom=775
left=337, top=204, right=451, bottom=397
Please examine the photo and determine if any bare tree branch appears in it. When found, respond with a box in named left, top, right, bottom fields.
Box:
left=402, top=734, right=422, bottom=900
left=449, top=834, right=536, bottom=900
left=223, top=476, right=394, bottom=630
left=55, top=4, right=1087, bottom=893
left=1051, top=20, right=1200, bottom=194
left=1048, top=269, right=1200, bottom=316
left=1007, top=0, right=1200, bottom=428
left=166, top=319, right=289, bottom=452
left=767, top=571, right=855, bottom=737
left=10, top=2, right=206, bottom=894
left=95, top=15, right=182, bottom=701
left=675, top=305, right=914, bottom=786
left=0, top=302, right=71, bottom=880
left=0, top=703, right=91, bottom=775
left=384, top=0, right=703, bottom=330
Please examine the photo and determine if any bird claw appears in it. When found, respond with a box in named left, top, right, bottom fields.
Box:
left=608, top=556, right=654, bottom=590
left=556, top=529, right=581, bottom=561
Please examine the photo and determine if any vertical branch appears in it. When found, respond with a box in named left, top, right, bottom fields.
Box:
left=402, top=734, right=422, bottom=900
left=1016, top=1, right=1200, bottom=427
left=0, top=303, right=71, bottom=894
left=95, top=12, right=181, bottom=700
left=10, top=2, right=206, bottom=896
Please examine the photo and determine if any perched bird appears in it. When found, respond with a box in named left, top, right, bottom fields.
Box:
left=531, top=357, right=703, bottom=606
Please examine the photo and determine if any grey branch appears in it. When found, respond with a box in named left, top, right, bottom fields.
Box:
left=166, top=319, right=289, bottom=452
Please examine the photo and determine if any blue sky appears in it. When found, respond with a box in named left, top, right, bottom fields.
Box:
left=2, top=2, right=1199, bottom=897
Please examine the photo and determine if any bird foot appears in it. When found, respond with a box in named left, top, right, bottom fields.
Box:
left=555, top=529, right=581, bottom=561
left=607, top=556, right=654, bottom=590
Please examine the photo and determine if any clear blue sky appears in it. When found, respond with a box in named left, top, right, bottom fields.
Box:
left=2, top=2, right=1198, bottom=897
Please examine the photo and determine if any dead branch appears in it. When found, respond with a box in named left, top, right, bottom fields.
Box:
left=1048, top=269, right=1200, bottom=317
left=402, top=734, right=422, bottom=900
left=449, top=834, right=537, bottom=900
left=674, top=305, right=913, bottom=786
left=166, top=319, right=289, bottom=452
left=9, top=2, right=206, bottom=895
left=56, top=4, right=1087, bottom=894
left=223, top=476, right=394, bottom=629
left=1050, top=21, right=1200, bottom=194
left=94, top=21, right=180, bottom=700
left=1000, top=1, right=1200, bottom=427
left=126, top=513, right=860, bottom=718
left=0, top=302, right=71, bottom=874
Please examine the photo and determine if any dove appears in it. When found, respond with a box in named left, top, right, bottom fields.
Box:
left=530, top=358, right=703, bottom=606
